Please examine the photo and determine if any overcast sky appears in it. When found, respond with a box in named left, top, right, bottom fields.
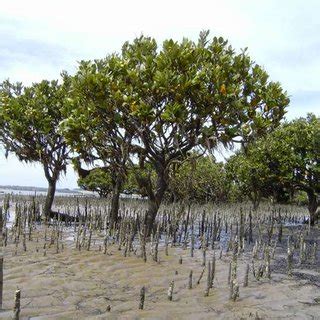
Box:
left=0, top=0, right=319, bottom=189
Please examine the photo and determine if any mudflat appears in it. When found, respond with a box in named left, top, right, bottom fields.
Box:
left=1, top=227, right=319, bottom=319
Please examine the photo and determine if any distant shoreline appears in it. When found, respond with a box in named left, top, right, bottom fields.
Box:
left=0, top=185, right=81, bottom=194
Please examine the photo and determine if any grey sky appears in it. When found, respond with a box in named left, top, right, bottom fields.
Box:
left=0, top=0, right=319, bottom=188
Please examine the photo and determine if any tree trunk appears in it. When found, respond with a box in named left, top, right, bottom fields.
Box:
left=44, top=179, right=56, bottom=219
left=250, top=191, right=261, bottom=211
left=145, top=169, right=167, bottom=236
left=145, top=199, right=160, bottom=236
left=307, top=191, right=318, bottom=226
left=110, top=178, right=122, bottom=225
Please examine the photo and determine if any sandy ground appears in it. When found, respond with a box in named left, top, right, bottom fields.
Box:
left=0, top=227, right=319, bottom=320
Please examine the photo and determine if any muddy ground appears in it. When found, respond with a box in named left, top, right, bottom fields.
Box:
left=0, top=224, right=319, bottom=320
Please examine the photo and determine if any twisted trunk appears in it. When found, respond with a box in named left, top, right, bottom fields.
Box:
left=43, top=164, right=58, bottom=219
left=44, top=178, right=57, bottom=218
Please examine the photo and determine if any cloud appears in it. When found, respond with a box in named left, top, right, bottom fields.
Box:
left=291, top=90, right=320, bottom=105
left=0, top=18, right=79, bottom=84
left=286, top=90, right=320, bottom=119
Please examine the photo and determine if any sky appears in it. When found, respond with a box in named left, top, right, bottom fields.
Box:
left=0, top=0, right=319, bottom=189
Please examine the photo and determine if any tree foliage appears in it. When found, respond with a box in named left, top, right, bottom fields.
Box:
left=61, top=57, right=134, bottom=223
left=273, top=114, right=320, bottom=222
left=0, top=31, right=290, bottom=230
left=0, top=78, right=70, bottom=216
left=77, top=168, right=113, bottom=198
left=227, top=114, right=320, bottom=222
left=226, top=147, right=292, bottom=209
left=61, top=31, right=289, bottom=232
left=168, top=155, right=228, bottom=203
